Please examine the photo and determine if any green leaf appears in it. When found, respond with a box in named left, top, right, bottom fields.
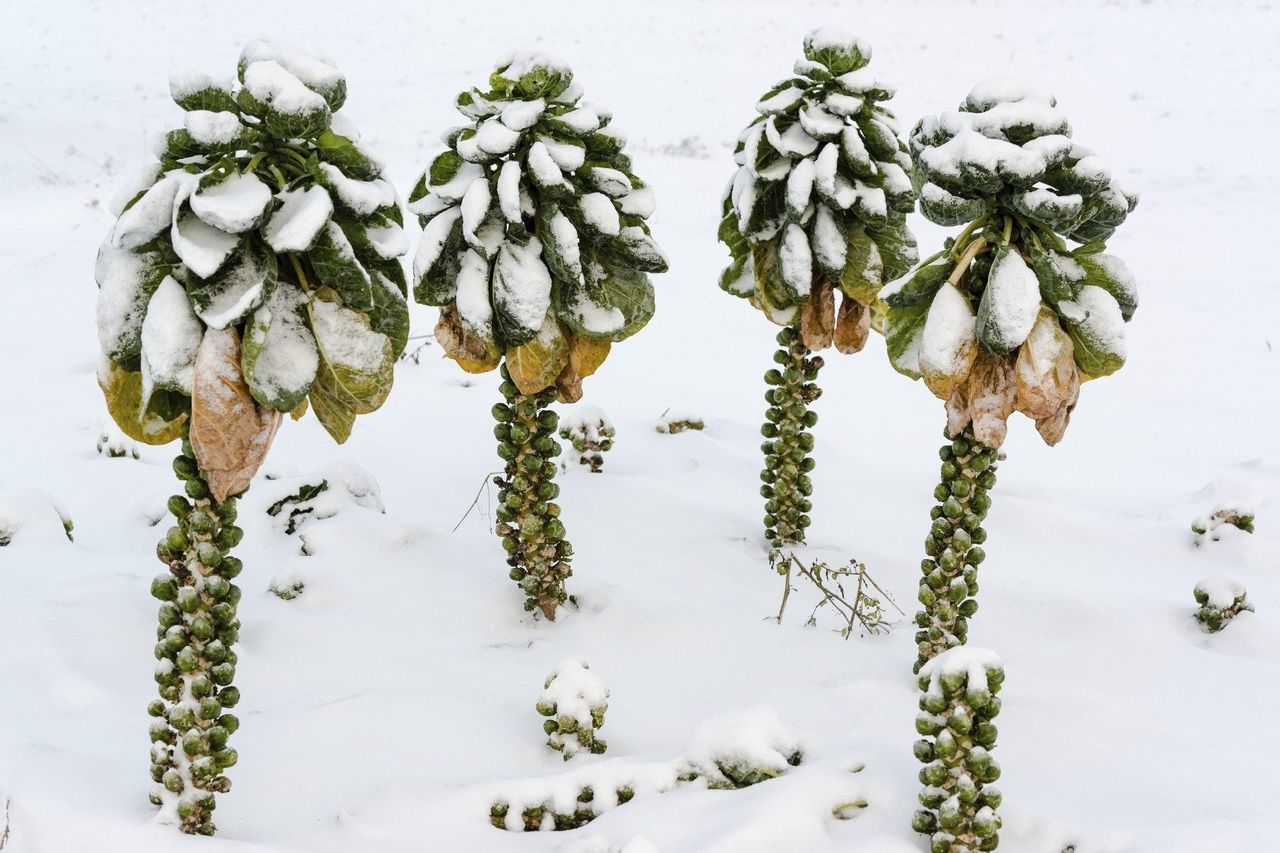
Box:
left=242, top=285, right=318, bottom=412
left=869, top=221, right=918, bottom=283
left=412, top=208, right=464, bottom=306
left=315, top=130, right=379, bottom=180
left=1078, top=252, right=1137, bottom=321
left=884, top=297, right=930, bottom=380
left=95, top=241, right=171, bottom=369
left=308, top=221, right=372, bottom=309
left=598, top=268, right=655, bottom=341
left=307, top=293, right=395, bottom=443
left=172, top=81, right=238, bottom=113
left=839, top=227, right=883, bottom=304
left=1061, top=287, right=1126, bottom=380
left=186, top=238, right=277, bottom=330
left=752, top=240, right=802, bottom=309
left=883, top=258, right=950, bottom=309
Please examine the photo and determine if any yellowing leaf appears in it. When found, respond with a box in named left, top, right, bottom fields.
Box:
left=435, top=304, right=500, bottom=374
left=946, top=349, right=1017, bottom=449
left=556, top=332, right=611, bottom=403
left=506, top=314, right=569, bottom=395
left=189, top=328, right=281, bottom=502
left=97, top=358, right=188, bottom=446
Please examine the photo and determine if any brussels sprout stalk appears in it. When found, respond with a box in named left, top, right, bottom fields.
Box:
left=148, top=436, right=244, bottom=835
left=761, top=325, right=821, bottom=550
left=913, top=429, right=998, bottom=673
left=493, top=366, right=572, bottom=619
left=912, top=648, right=1004, bottom=851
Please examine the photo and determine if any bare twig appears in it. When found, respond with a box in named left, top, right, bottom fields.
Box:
left=452, top=471, right=504, bottom=532
left=771, top=552, right=900, bottom=639
left=399, top=334, right=436, bottom=365
left=1, top=797, right=11, bottom=850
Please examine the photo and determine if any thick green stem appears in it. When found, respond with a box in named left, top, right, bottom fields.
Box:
left=148, top=436, right=244, bottom=835
left=760, top=325, right=821, bottom=552
left=493, top=365, right=572, bottom=619
left=913, top=428, right=999, bottom=673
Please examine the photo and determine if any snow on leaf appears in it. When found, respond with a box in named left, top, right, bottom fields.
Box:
left=189, top=239, right=277, bottom=330
left=112, top=172, right=184, bottom=250
left=242, top=284, right=318, bottom=413
left=308, top=295, right=395, bottom=443
left=977, top=245, right=1041, bottom=355
left=140, top=276, right=203, bottom=403
left=493, top=237, right=553, bottom=345
left=191, top=172, right=272, bottom=234
left=97, top=357, right=187, bottom=446
left=920, top=283, right=978, bottom=401
left=264, top=185, right=334, bottom=253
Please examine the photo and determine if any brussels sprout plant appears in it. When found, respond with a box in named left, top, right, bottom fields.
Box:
left=1194, top=578, right=1253, bottom=632
left=95, top=40, right=409, bottom=834
left=912, top=647, right=1005, bottom=851
left=410, top=52, right=666, bottom=619
left=718, top=30, right=917, bottom=550
left=885, top=81, right=1138, bottom=674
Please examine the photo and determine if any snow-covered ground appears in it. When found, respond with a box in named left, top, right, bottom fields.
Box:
left=2, top=0, right=1279, bottom=850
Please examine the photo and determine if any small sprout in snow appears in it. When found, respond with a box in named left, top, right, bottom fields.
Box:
left=98, top=424, right=140, bottom=459
left=269, top=568, right=306, bottom=601
left=559, top=406, right=615, bottom=473
left=1192, top=503, right=1255, bottom=546
left=491, top=706, right=810, bottom=832
left=1194, top=577, right=1253, bottom=632
left=912, top=647, right=1004, bottom=851
left=655, top=411, right=704, bottom=434
left=263, top=464, right=385, bottom=536
left=266, top=480, right=329, bottom=534
left=538, top=657, right=609, bottom=760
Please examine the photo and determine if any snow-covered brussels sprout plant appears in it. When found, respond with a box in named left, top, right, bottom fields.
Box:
left=885, top=81, right=1138, bottom=675
left=410, top=52, right=666, bottom=620
left=718, top=30, right=917, bottom=550
left=95, top=40, right=408, bottom=835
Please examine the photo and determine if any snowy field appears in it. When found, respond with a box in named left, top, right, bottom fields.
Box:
left=2, top=0, right=1279, bottom=850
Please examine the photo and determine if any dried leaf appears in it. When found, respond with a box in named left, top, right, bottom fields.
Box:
left=946, top=349, right=1017, bottom=448
left=1015, top=308, right=1078, bottom=420
left=1034, top=372, right=1080, bottom=446
left=190, top=328, right=281, bottom=502
left=556, top=333, right=611, bottom=403
left=506, top=314, right=569, bottom=395
left=834, top=292, right=871, bottom=354
left=436, top=305, right=500, bottom=374
left=800, top=279, right=835, bottom=351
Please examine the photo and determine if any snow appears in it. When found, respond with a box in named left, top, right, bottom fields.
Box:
left=983, top=247, right=1042, bottom=350
left=803, top=28, right=870, bottom=59
left=183, top=109, right=241, bottom=146
left=459, top=176, right=491, bottom=246
left=496, top=159, right=523, bottom=223
left=317, top=163, right=395, bottom=216
left=780, top=222, right=812, bottom=293
left=619, top=186, right=656, bottom=218
left=548, top=210, right=583, bottom=280
left=785, top=157, right=814, bottom=214
left=194, top=249, right=269, bottom=330
left=412, top=205, right=462, bottom=284
left=1070, top=284, right=1128, bottom=359
left=242, top=59, right=328, bottom=116
left=245, top=287, right=318, bottom=404
left=493, top=50, right=570, bottom=83
left=539, top=135, right=587, bottom=171
left=139, top=276, right=203, bottom=401
left=264, top=185, right=334, bottom=252
left=473, top=117, right=522, bottom=156
left=495, top=236, right=553, bottom=332
left=455, top=248, right=494, bottom=333
left=527, top=140, right=567, bottom=188
left=365, top=223, right=409, bottom=260
left=94, top=240, right=154, bottom=358
left=110, top=171, right=184, bottom=249
left=429, top=158, right=485, bottom=200
left=579, top=192, right=620, bottom=236
left=168, top=69, right=232, bottom=102
left=1194, top=576, right=1248, bottom=610
left=501, top=98, right=546, bottom=131
left=920, top=283, right=976, bottom=383
left=190, top=171, right=272, bottom=233
left=172, top=209, right=240, bottom=279
left=538, top=657, right=609, bottom=757
left=7, top=3, right=1280, bottom=851
left=309, top=299, right=388, bottom=373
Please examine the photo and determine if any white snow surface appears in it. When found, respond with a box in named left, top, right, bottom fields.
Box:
left=4, top=3, right=1280, bottom=852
